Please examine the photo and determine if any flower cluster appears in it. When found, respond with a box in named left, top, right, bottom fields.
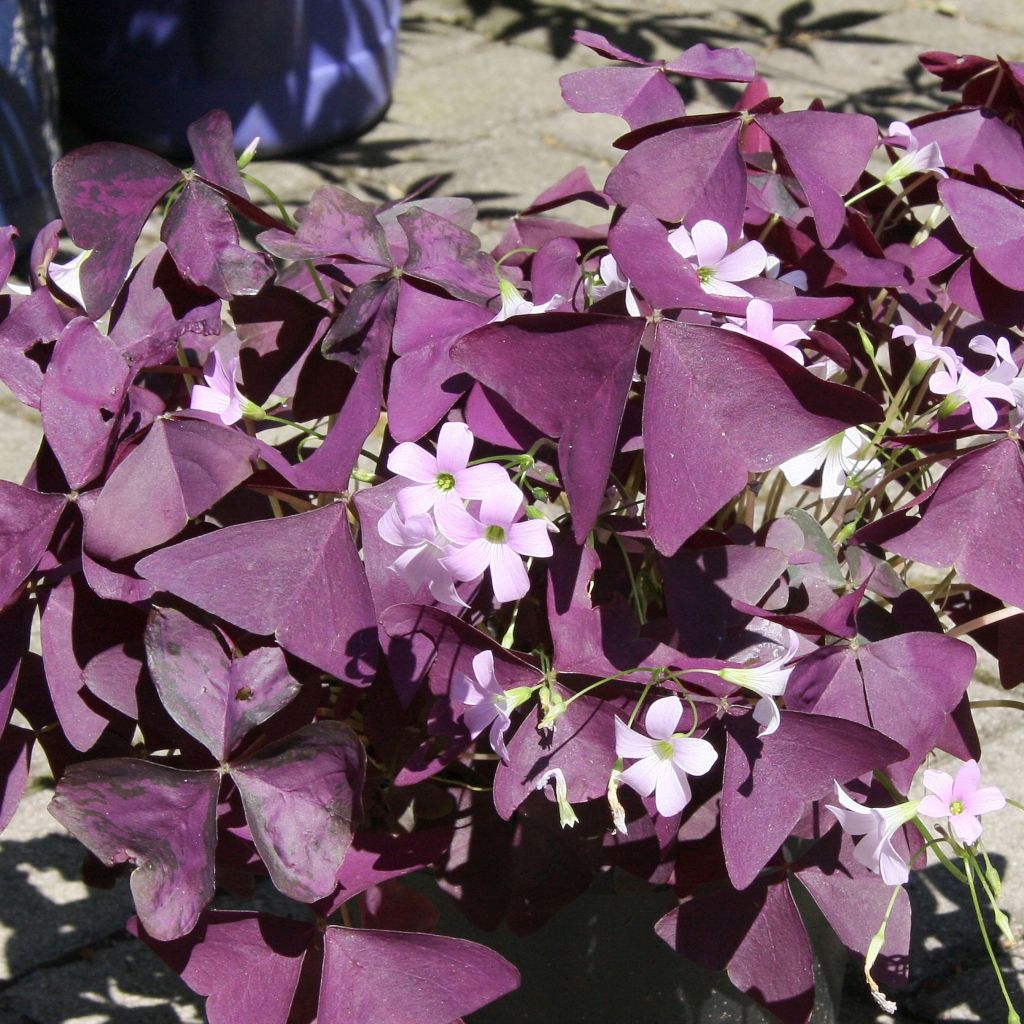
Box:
left=379, top=422, right=553, bottom=604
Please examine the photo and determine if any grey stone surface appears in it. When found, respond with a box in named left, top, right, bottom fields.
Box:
left=3, top=1, right=1024, bottom=1021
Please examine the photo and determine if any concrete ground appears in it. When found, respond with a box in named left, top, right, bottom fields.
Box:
left=2, top=0, right=1024, bottom=1020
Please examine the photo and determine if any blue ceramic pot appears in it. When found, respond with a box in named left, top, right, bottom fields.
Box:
left=55, top=0, right=400, bottom=157
left=0, top=0, right=59, bottom=240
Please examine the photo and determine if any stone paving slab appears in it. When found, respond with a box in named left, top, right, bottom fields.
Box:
left=3, top=0, right=1024, bottom=1021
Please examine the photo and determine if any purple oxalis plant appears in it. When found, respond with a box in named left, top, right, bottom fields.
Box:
left=1, top=31, right=1023, bottom=1024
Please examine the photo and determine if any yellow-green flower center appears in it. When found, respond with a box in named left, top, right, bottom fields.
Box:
left=654, top=739, right=675, bottom=760
left=950, top=800, right=964, bottom=816
left=484, top=525, right=506, bottom=544
left=436, top=472, right=456, bottom=492
left=698, top=265, right=715, bottom=284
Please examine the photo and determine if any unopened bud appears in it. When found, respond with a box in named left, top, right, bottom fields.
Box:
left=535, top=768, right=577, bottom=829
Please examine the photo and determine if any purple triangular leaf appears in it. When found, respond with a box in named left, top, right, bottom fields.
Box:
left=40, top=575, right=118, bottom=751
left=0, top=482, right=65, bottom=610
left=230, top=721, right=365, bottom=902
left=913, top=108, right=1024, bottom=189
left=397, top=206, right=498, bottom=303
left=85, top=418, right=258, bottom=561
left=644, top=320, right=880, bottom=555
left=162, top=180, right=274, bottom=299
left=493, top=691, right=617, bottom=819
left=721, top=710, right=907, bottom=889
left=665, top=43, right=756, bottom=82
left=186, top=110, right=248, bottom=195
left=811, top=633, right=975, bottom=791
left=656, top=876, right=814, bottom=1024
left=319, top=925, right=519, bottom=1023
left=0, top=724, right=33, bottom=833
left=40, top=317, right=133, bottom=489
left=108, top=245, right=223, bottom=369
left=146, top=606, right=301, bottom=762
left=49, top=759, right=219, bottom=939
left=137, top=503, right=378, bottom=685
left=606, top=116, right=746, bottom=233
left=257, top=185, right=390, bottom=265
left=862, top=440, right=1024, bottom=611
left=938, top=178, right=1024, bottom=291
left=0, top=286, right=66, bottom=408
left=133, top=910, right=315, bottom=1024
left=52, top=143, right=182, bottom=317
left=759, top=111, right=878, bottom=248
left=561, top=66, right=686, bottom=130
left=452, top=313, right=643, bottom=540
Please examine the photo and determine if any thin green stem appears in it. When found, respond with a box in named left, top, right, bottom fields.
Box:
left=964, top=853, right=1021, bottom=1022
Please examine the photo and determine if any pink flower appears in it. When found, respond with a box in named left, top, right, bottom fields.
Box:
left=387, top=422, right=514, bottom=519
left=490, top=278, right=564, bottom=322
left=614, top=695, right=718, bottom=817
left=190, top=350, right=244, bottom=425
left=589, top=253, right=642, bottom=317
left=436, top=484, right=553, bottom=603
left=826, top=782, right=920, bottom=886
left=918, top=759, right=1006, bottom=846
left=779, top=427, right=876, bottom=501
left=929, top=361, right=1014, bottom=430
left=717, top=628, right=800, bottom=737
left=667, top=219, right=767, bottom=298
left=891, top=325, right=961, bottom=375
left=451, top=650, right=534, bottom=763
left=722, top=298, right=809, bottom=364
left=881, top=121, right=947, bottom=183
left=377, top=502, right=466, bottom=608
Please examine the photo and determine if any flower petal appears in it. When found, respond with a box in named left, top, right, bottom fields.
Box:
left=396, top=482, right=441, bottom=519
left=479, top=482, right=525, bottom=529
left=440, top=538, right=491, bottom=582
left=487, top=543, right=530, bottom=603
left=671, top=736, right=717, bottom=777
left=690, top=220, right=729, bottom=268
left=965, top=785, right=1007, bottom=818
left=643, top=695, right=683, bottom=741
left=753, top=695, right=781, bottom=737
left=454, top=462, right=513, bottom=501
left=614, top=717, right=654, bottom=760
left=949, top=812, right=983, bottom=846
left=654, top=761, right=691, bottom=817
left=508, top=519, right=554, bottom=558
left=434, top=422, right=474, bottom=474
left=387, top=442, right=438, bottom=484
left=434, top=499, right=484, bottom=546
left=619, top=755, right=662, bottom=799
left=714, top=239, right=768, bottom=283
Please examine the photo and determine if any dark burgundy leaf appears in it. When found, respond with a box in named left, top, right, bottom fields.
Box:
left=795, top=829, right=911, bottom=991
left=493, top=690, right=618, bottom=819
left=360, top=878, right=440, bottom=933
left=146, top=606, right=301, bottom=762
left=0, top=286, right=65, bottom=408
left=644, top=320, right=880, bottom=555
left=398, top=206, right=498, bottom=303
left=811, top=633, right=974, bottom=790
left=561, top=66, right=686, bottom=130
left=133, top=910, right=316, bottom=1024
left=863, top=440, right=1024, bottom=611
left=452, top=313, right=644, bottom=540
left=0, top=482, right=65, bottom=610
left=40, top=317, right=133, bottom=489
left=137, top=502, right=378, bottom=685
left=319, top=925, right=519, bottom=1023
left=519, top=165, right=609, bottom=216
left=162, top=180, right=274, bottom=299
left=257, top=185, right=390, bottom=265
left=0, top=724, right=33, bottom=832
left=759, top=110, right=878, bottom=248
left=49, top=759, right=219, bottom=939
left=84, top=418, right=259, bottom=561
left=721, top=710, right=907, bottom=889
left=606, top=116, right=746, bottom=234
left=939, top=178, right=1024, bottom=291
left=187, top=110, right=247, bottom=195
left=40, top=575, right=116, bottom=751
left=52, top=143, right=182, bottom=317
left=656, top=876, right=814, bottom=1024
left=230, top=721, right=365, bottom=902
left=108, top=245, right=223, bottom=369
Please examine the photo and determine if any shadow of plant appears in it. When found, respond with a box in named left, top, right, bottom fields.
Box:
left=842, top=854, right=1024, bottom=1022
